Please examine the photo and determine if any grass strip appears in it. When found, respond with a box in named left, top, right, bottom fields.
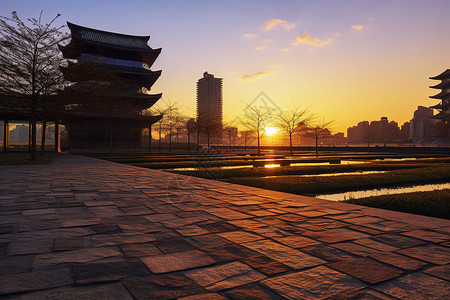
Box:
left=170, top=163, right=421, bottom=179
left=344, top=189, right=450, bottom=219
left=222, top=166, right=450, bottom=195
left=0, top=153, right=58, bottom=165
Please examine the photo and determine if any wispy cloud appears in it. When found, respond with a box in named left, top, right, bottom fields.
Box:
left=241, top=71, right=272, bottom=81
left=263, top=19, right=296, bottom=31
left=243, top=33, right=257, bottom=39
left=255, top=38, right=272, bottom=51
left=352, top=25, right=363, bottom=31
left=292, top=33, right=333, bottom=47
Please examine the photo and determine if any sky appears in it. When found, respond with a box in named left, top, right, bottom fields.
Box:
left=2, top=0, right=449, bottom=133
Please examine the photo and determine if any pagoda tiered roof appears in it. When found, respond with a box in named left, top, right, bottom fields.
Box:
left=431, top=110, right=450, bottom=120
left=430, top=91, right=450, bottom=100
left=430, top=81, right=450, bottom=90
left=430, top=101, right=450, bottom=110
left=60, top=62, right=161, bottom=91
left=429, top=69, right=450, bottom=80
left=60, top=22, right=161, bottom=67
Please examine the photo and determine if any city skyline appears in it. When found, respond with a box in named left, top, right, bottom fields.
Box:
left=3, top=0, right=449, bottom=132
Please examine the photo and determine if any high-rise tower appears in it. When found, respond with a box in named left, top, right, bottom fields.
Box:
left=196, top=72, right=223, bottom=132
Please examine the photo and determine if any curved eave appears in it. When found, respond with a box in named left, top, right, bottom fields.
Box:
left=60, top=63, right=161, bottom=86
left=429, top=81, right=450, bottom=89
left=430, top=69, right=450, bottom=80
left=431, top=111, right=450, bottom=120
left=65, top=111, right=163, bottom=124
left=430, top=91, right=450, bottom=100
left=122, top=93, right=162, bottom=109
left=67, top=22, right=155, bottom=51
left=138, top=114, right=163, bottom=124
left=140, top=50, right=161, bottom=68
left=60, top=36, right=159, bottom=57
left=430, top=102, right=450, bottom=110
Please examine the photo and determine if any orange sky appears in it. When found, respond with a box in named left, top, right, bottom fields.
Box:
left=7, top=0, right=450, bottom=133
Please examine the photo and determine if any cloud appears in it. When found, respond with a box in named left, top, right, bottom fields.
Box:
left=241, top=71, right=272, bottom=81
left=352, top=25, right=363, bottom=31
left=292, top=33, right=333, bottom=47
left=263, top=19, right=296, bottom=31
left=243, top=33, right=257, bottom=39
left=254, top=38, right=272, bottom=51
left=281, top=48, right=290, bottom=52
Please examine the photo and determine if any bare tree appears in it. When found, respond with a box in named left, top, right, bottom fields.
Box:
left=223, top=125, right=237, bottom=147
left=141, top=109, right=161, bottom=152
left=186, top=118, right=197, bottom=151
left=0, top=11, right=67, bottom=160
left=240, top=104, right=273, bottom=155
left=152, top=98, right=184, bottom=151
left=276, top=102, right=311, bottom=155
left=307, top=118, right=334, bottom=157
left=240, top=130, right=253, bottom=151
left=198, top=114, right=221, bottom=151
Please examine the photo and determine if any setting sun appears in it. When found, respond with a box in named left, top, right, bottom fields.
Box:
left=265, top=126, right=278, bottom=136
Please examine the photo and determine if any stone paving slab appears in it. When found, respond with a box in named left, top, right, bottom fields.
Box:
left=0, top=154, right=449, bottom=299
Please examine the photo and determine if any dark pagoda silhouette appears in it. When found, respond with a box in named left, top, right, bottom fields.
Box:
left=429, top=69, right=450, bottom=141
left=59, top=22, right=162, bottom=149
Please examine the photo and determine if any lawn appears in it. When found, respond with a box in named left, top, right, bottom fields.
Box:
left=345, top=189, right=450, bottom=219
left=0, top=153, right=58, bottom=165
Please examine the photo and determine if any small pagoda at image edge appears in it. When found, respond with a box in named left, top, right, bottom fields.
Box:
left=59, top=22, right=162, bottom=149
left=429, top=69, right=450, bottom=141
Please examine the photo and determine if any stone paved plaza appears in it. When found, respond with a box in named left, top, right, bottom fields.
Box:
left=0, top=154, right=449, bottom=299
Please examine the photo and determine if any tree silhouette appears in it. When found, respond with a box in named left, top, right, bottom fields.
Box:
left=306, top=119, right=334, bottom=157
left=0, top=11, right=67, bottom=160
left=240, top=103, right=274, bottom=155
left=276, top=102, right=311, bottom=155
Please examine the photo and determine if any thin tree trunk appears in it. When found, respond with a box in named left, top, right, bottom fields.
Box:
left=40, top=121, right=47, bottom=155
left=257, top=130, right=260, bottom=155
left=187, top=131, right=190, bottom=151
left=148, top=125, right=152, bottom=152
left=169, top=131, right=172, bottom=151
left=196, top=127, right=200, bottom=152
left=30, top=118, right=37, bottom=161
left=289, top=132, right=293, bottom=155
left=315, top=135, right=318, bottom=158
left=158, top=122, right=162, bottom=150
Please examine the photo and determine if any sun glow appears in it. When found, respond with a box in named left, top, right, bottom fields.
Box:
left=264, top=126, right=278, bottom=136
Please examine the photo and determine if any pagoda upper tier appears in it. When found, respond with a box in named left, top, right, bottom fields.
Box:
left=60, top=22, right=161, bottom=67
left=429, top=69, right=450, bottom=122
left=60, top=22, right=162, bottom=109
left=429, top=69, right=450, bottom=81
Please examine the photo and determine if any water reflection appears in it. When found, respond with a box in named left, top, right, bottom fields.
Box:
left=265, top=164, right=281, bottom=168
left=172, top=165, right=253, bottom=171
left=316, top=182, right=450, bottom=201
left=262, top=171, right=386, bottom=179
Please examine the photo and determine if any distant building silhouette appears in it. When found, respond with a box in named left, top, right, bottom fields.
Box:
left=410, top=106, right=436, bottom=144
left=196, top=72, right=223, bottom=138
left=429, top=69, right=450, bottom=141
left=347, top=117, right=400, bottom=145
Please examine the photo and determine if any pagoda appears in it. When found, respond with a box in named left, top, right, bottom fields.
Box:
left=59, top=22, right=162, bottom=149
left=429, top=69, right=450, bottom=140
